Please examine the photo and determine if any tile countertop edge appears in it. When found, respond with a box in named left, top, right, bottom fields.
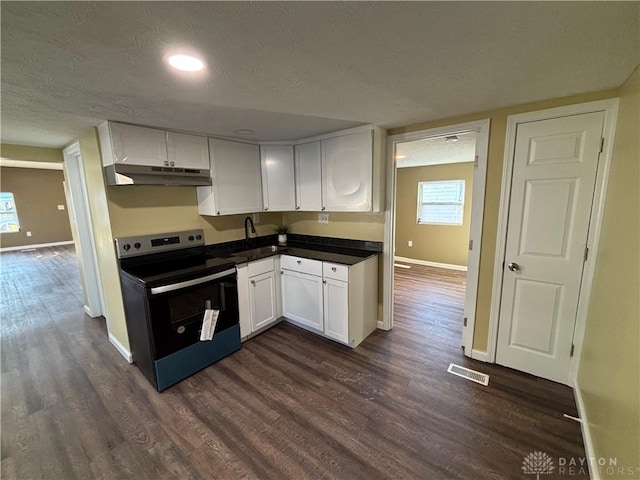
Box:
left=205, top=234, right=382, bottom=267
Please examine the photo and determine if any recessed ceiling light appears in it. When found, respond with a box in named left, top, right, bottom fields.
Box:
left=234, top=129, right=255, bottom=135
left=444, top=135, right=459, bottom=143
left=395, top=154, right=407, bottom=159
left=166, top=54, right=205, bottom=72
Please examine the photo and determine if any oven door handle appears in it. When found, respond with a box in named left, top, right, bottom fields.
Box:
left=149, top=268, right=236, bottom=295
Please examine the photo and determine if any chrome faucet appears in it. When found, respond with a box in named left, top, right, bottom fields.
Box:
left=244, top=216, right=256, bottom=245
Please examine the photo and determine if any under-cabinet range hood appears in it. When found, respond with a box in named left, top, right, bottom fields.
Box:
left=104, top=164, right=211, bottom=186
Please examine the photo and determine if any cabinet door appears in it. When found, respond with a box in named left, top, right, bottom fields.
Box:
left=323, top=278, right=349, bottom=344
left=110, top=123, right=168, bottom=167
left=167, top=132, right=210, bottom=170
left=294, top=141, right=323, bottom=211
left=281, top=269, right=323, bottom=332
left=249, top=271, right=278, bottom=332
left=261, top=145, right=296, bottom=212
left=322, top=130, right=372, bottom=211
left=209, top=138, right=262, bottom=215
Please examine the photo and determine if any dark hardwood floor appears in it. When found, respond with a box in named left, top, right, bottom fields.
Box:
left=1, top=247, right=586, bottom=479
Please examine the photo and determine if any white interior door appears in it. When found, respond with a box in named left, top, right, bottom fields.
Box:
left=496, top=112, right=605, bottom=384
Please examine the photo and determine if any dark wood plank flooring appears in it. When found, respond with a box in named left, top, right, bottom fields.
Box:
left=1, top=247, right=586, bottom=479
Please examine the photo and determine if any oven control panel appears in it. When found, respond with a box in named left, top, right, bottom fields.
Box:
left=115, top=229, right=205, bottom=258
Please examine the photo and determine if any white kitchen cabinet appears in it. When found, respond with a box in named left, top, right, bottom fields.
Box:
left=322, top=130, right=373, bottom=212
left=294, top=141, right=323, bottom=211
left=281, top=257, right=324, bottom=332
left=260, top=145, right=295, bottom=212
left=103, top=122, right=168, bottom=167
left=249, top=271, right=278, bottom=331
left=197, top=138, right=262, bottom=216
left=323, top=277, right=349, bottom=344
left=166, top=132, right=209, bottom=170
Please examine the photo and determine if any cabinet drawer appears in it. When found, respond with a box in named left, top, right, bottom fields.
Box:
left=247, top=257, right=275, bottom=276
left=281, top=255, right=322, bottom=276
left=323, top=262, right=349, bottom=282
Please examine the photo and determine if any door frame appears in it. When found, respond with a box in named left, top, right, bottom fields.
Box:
left=382, top=119, right=490, bottom=357
left=63, top=142, right=105, bottom=318
left=487, top=98, right=620, bottom=385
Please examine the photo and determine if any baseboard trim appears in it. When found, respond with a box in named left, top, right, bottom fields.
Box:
left=0, top=240, right=74, bottom=252
left=377, top=320, right=386, bottom=330
left=83, top=305, right=101, bottom=318
left=109, top=333, right=133, bottom=364
left=394, top=256, right=468, bottom=272
left=471, top=349, right=488, bottom=362
left=574, top=382, right=599, bottom=480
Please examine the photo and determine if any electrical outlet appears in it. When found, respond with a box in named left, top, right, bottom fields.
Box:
left=57, top=205, right=65, bottom=210
left=408, top=240, right=413, bottom=247
left=26, top=231, right=32, bottom=237
left=318, top=214, right=329, bottom=224
left=252, top=213, right=260, bottom=224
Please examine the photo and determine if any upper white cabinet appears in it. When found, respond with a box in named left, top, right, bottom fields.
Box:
left=294, top=141, right=323, bottom=211
left=167, top=132, right=209, bottom=170
left=197, top=138, right=262, bottom=216
left=103, top=122, right=168, bottom=167
left=322, top=130, right=373, bottom=212
left=260, top=145, right=296, bottom=212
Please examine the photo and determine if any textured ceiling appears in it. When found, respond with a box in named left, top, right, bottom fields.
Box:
left=1, top=2, right=638, bottom=148
left=396, top=133, right=476, bottom=168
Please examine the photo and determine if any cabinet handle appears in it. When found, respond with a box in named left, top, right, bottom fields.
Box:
left=331, top=267, right=337, bottom=272
left=323, top=280, right=327, bottom=284
left=216, top=211, right=220, bottom=215
left=170, top=161, right=175, bottom=167
left=264, top=207, right=268, bottom=211
left=297, top=260, right=302, bottom=265
left=164, top=160, right=169, bottom=166
left=321, top=206, right=326, bottom=211
left=280, top=270, right=284, bottom=275
left=296, top=206, right=300, bottom=210
left=251, top=280, right=256, bottom=285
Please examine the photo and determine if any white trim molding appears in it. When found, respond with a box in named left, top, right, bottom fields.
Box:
left=471, top=349, right=488, bottom=362
left=394, top=256, right=467, bottom=272
left=0, top=240, right=74, bottom=252
left=109, top=333, right=133, bottom=363
left=486, top=98, right=620, bottom=386
left=574, top=383, right=599, bottom=480
left=383, top=119, right=490, bottom=358
left=0, top=158, right=64, bottom=170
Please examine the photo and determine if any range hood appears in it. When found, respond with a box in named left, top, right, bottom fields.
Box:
left=104, top=164, right=211, bottom=186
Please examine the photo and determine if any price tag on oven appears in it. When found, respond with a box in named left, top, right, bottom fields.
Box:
left=200, top=309, right=219, bottom=341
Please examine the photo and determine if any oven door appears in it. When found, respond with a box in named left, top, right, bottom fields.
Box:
left=147, top=268, right=238, bottom=359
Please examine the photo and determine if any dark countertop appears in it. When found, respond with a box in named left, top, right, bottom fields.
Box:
left=206, top=234, right=382, bottom=266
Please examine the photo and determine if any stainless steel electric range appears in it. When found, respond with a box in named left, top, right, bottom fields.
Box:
left=115, top=229, right=241, bottom=391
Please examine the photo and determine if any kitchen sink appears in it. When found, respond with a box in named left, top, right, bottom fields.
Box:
left=228, top=245, right=284, bottom=261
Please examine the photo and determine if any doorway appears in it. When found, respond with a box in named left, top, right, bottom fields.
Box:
left=63, top=143, right=105, bottom=318
left=383, top=120, right=490, bottom=357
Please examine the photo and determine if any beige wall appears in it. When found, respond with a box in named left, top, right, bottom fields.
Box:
left=1, top=143, right=64, bottom=163
left=283, top=211, right=384, bottom=242
left=577, top=66, right=639, bottom=476
left=395, top=163, right=473, bottom=266
left=77, top=130, right=130, bottom=351
left=0, top=167, right=73, bottom=248
left=388, top=87, right=619, bottom=351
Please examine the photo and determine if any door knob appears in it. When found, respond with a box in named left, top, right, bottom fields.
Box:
left=508, top=262, right=520, bottom=272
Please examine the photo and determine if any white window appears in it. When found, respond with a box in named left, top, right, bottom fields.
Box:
left=0, top=192, right=20, bottom=233
left=417, top=180, right=465, bottom=225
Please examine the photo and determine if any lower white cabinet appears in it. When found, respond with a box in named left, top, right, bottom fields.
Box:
left=322, top=277, right=348, bottom=344
left=237, top=257, right=281, bottom=339
left=281, top=269, right=324, bottom=332
left=249, top=271, right=278, bottom=331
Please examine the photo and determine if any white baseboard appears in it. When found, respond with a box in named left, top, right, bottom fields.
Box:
left=471, top=349, right=488, bottom=362
left=394, top=256, right=468, bottom=272
left=0, top=240, right=74, bottom=252
left=574, top=382, right=599, bottom=480
left=377, top=320, right=387, bottom=330
left=83, top=304, right=102, bottom=318
left=109, top=333, right=133, bottom=364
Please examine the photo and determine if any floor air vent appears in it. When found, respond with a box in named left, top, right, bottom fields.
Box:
left=447, top=363, right=489, bottom=386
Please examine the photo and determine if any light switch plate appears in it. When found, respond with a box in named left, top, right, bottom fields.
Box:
left=26, top=231, right=32, bottom=237
left=57, top=205, right=65, bottom=210
left=408, top=240, right=413, bottom=247
left=318, top=214, right=329, bottom=224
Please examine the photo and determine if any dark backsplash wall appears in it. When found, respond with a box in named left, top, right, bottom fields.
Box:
left=0, top=167, right=73, bottom=248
